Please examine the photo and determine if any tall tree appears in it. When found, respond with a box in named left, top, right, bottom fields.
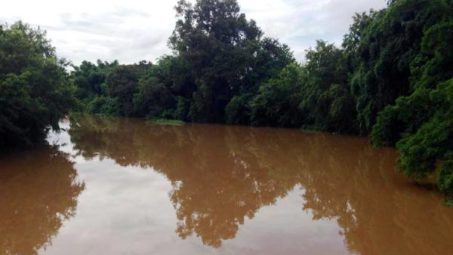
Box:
left=250, top=63, right=305, bottom=127
left=300, top=41, right=356, bottom=133
left=106, top=65, right=143, bottom=117
left=170, top=0, right=293, bottom=123
left=370, top=1, right=453, bottom=196
left=350, top=0, right=450, bottom=133
left=0, top=22, right=75, bottom=148
left=71, top=60, right=119, bottom=101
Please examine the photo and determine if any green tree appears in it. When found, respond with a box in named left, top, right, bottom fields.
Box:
left=225, top=38, right=294, bottom=124
left=369, top=3, right=453, bottom=197
left=106, top=65, right=141, bottom=117
left=410, top=21, right=453, bottom=89
left=71, top=60, right=152, bottom=116
left=0, top=22, right=75, bottom=148
left=372, top=79, right=453, bottom=195
left=250, top=63, right=305, bottom=127
left=350, top=0, right=451, bottom=133
left=170, top=0, right=293, bottom=123
left=133, top=56, right=195, bottom=120
left=342, top=11, right=380, bottom=74
left=71, top=60, right=119, bottom=102
left=299, top=41, right=356, bottom=133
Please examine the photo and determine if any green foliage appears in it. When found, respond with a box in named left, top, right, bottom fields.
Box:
left=371, top=88, right=433, bottom=146
left=396, top=115, right=452, bottom=179
left=248, top=41, right=357, bottom=131
left=149, top=119, right=185, bottom=126
left=106, top=65, right=140, bottom=117
left=367, top=1, right=452, bottom=197
left=225, top=93, right=253, bottom=125
left=351, top=0, right=453, bottom=199
left=373, top=79, right=453, bottom=194
left=299, top=41, right=357, bottom=133
left=86, top=96, right=119, bottom=116
left=411, top=20, right=453, bottom=89
left=170, top=0, right=294, bottom=123
left=0, top=22, right=75, bottom=148
left=438, top=157, right=453, bottom=195
left=250, top=63, right=305, bottom=127
left=350, top=0, right=451, bottom=133
left=72, top=60, right=118, bottom=100
left=72, top=60, right=152, bottom=117
left=133, top=56, right=184, bottom=120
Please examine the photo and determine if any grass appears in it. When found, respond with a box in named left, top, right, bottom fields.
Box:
left=445, top=197, right=453, bottom=207
left=148, top=118, right=185, bottom=126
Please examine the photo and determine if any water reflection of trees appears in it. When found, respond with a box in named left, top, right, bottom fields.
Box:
left=295, top=135, right=453, bottom=255
left=69, top=116, right=302, bottom=247
left=68, top=115, right=453, bottom=254
left=0, top=147, right=85, bottom=255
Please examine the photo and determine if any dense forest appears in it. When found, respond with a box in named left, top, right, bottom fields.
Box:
left=0, top=0, right=452, bottom=199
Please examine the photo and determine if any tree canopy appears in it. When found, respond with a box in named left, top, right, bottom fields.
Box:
left=0, top=22, right=75, bottom=148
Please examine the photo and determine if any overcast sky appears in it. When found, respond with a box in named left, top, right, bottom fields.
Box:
left=1, top=0, right=387, bottom=65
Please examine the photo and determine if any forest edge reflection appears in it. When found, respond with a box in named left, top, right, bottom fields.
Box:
left=65, top=115, right=453, bottom=254
left=0, top=147, right=85, bottom=255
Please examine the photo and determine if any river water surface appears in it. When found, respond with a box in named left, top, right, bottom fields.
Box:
left=1, top=115, right=452, bottom=255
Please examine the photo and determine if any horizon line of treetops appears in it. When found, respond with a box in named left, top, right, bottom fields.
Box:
left=0, top=0, right=452, bottom=200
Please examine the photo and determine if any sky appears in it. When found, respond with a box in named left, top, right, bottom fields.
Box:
left=0, top=0, right=387, bottom=65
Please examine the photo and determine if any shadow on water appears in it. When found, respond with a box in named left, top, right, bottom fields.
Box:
left=0, top=147, right=85, bottom=255
left=67, top=115, right=453, bottom=255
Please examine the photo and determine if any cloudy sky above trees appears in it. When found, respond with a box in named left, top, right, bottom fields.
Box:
left=1, top=0, right=387, bottom=64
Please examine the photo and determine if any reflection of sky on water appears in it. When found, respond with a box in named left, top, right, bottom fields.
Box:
left=45, top=121, right=350, bottom=254
left=1, top=115, right=451, bottom=255
left=40, top=157, right=347, bottom=255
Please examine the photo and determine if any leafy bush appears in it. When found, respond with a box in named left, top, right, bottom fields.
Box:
left=0, top=22, right=75, bottom=148
left=87, top=96, right=119, bottom=116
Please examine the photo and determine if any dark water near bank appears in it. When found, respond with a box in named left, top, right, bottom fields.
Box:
left=0, top=115, right=452, bottom=255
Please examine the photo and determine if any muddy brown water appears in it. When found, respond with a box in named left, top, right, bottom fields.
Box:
left=0, top=115, right=452, bottom=255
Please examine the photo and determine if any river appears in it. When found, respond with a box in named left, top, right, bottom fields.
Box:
left=0, top=115, right=452, bottom=255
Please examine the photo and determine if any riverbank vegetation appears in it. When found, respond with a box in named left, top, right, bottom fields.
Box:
left=0, top=0, right=452, bottom=200
left=0, top=22, right=75, bottom=148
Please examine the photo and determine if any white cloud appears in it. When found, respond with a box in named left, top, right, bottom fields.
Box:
left=0, top=0, right=387, bottom=65
left=241, top=0, right=387, bottom=61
